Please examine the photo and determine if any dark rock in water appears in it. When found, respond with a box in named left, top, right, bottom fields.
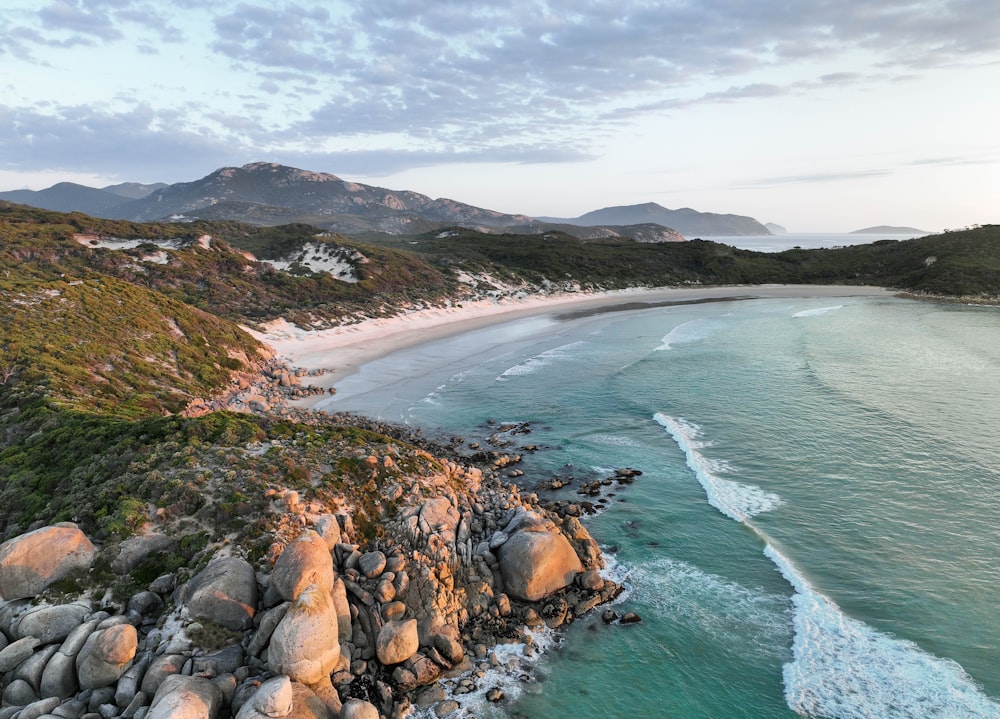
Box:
left=620, top=612, right=642, bottom=625
left=486, top=686, right=505, bottom=702
left=601, top=609, right=619, bottom=624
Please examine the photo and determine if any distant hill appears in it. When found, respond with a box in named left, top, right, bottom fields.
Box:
left=105, top=162, right=535, bottom=234
left=0, top=182, right=132, bottom=216
left=851, top=225, right=928, bottom=235
left=102, top=181, right=168, bottom=199
left=2, top=163, right=756, bottom=239
left=539, top=202, right=770, bottom=236
left=765, top=222, right=788, bottom=234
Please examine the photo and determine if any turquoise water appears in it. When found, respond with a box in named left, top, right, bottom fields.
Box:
left=323, top=295, right=1000, bottom=719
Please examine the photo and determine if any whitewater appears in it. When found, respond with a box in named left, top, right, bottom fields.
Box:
left=319, top=293, right=1000, bottom=719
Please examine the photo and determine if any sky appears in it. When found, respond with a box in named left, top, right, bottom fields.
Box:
left=2, top=0, right=999, bottom=232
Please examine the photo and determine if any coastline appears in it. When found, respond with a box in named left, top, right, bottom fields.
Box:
left=251, top=284, right=893, bottom=388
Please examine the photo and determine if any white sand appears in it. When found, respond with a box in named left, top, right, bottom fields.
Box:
left=249, top=285, right=893, bottom=389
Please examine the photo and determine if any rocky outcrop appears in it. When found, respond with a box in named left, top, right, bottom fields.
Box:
left=495, top=511, right=584, bottom=601
left=0, top=523, right=96, bottom=599
left=0, top=445, right=628, bottom=719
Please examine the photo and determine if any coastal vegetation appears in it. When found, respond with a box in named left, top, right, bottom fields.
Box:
left=1, top=200, right=999, bottom=717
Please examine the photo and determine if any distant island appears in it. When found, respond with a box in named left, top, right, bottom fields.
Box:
left=851, top=225, right=928, bottom=235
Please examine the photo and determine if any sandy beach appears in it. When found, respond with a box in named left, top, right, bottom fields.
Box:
left=251, top=284, right=893, bottom=389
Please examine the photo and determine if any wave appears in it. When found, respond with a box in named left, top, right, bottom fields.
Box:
left=654, top=413, right=783, bottom=521
left=793, top=305, right=843, bottom=318
left=655, top=317, right=723, bottom=351
left=765, top=544, right=1000, bottom=719
left=496, top=340, right=588, bottom=380
left=631, top=557, right=792, bottom=661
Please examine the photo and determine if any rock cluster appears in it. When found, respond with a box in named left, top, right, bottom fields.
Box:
left=0, top=453, right=625, bottom=718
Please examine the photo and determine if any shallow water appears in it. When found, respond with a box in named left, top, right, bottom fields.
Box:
left=324, top=295, right=1000, bottom=719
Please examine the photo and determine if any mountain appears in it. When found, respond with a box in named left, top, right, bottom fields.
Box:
left=1, top=163, right=756, bottom=240
left=851, top=225, right=928, bottom=235
left=765, top=222, right=788, bottom=234
left=539, top=202, right=771, bottom=236
left=107, top=162, right=534, bottom=234
left=102, top=181, right=168, bottom=199
left=0, top=182, right=131, bottom=216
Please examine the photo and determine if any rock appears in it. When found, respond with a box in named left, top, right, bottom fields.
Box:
left=312, top=515, right=341, bottom=550
left=127, top=591, right=164, bottom=618
left=234, top=676, right=292, bottom=719
left=272, top=531, right=335, bottom=602
left=16, top=697, right=60, bottom=719
left=340, top=699, right=379, bottom=719
left=40, top=649, right=78, bottom=698
left=576, top=569, right=604, bottom=592
left=141, top=654, right=186, bottom=696
left=76, top=624, right=138, bottom=690
left=486, top=687, right=505, bottom=703
left=268, top=583, right=340, bottom=685
left=620, top=612, right=642, bottom=625
left=14, top=601, right=91, bottom=644
left=283, top=682, right=330, bottom=719
left=330, top=578, right=351, bottom=643
left=15, top=644, right=58, bottom=693
left=0, top=635, right=40, bottom=672
left=0, top=523, right=97, bottom=600
left=2, top=677, right=38, bottom=706
left=375, top=619, right=418, bottom=666
left=433, top=700, right=460, bottom=718
left=358, top=551, right=386, bottom=579
left=247, top=603, right=289, bottom=658
left=112, top=533, right=174, bottom=574
left=147, top=675, right=223, bottom=719
left=496, top=513, right=583, bottom=601
left=184, top=556, right=258, bottom=631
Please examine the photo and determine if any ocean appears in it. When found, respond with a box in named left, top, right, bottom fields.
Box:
left=319, top=289, right=1000, bottom=718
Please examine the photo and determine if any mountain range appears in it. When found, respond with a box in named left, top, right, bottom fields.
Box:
left=0, top=162, right=766, bottom=238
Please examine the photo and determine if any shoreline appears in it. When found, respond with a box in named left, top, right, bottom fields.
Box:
left=251, top=284, right=893, bottom=388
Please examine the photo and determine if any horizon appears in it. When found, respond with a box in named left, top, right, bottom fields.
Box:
left=4, top=2, right=999, bottom=233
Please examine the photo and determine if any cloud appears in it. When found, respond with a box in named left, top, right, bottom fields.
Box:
left=5, top=0, right=1000, bottom=183
left=742, top=169, right=895, bottom=186
left=0, top=103, right=243, bottom=181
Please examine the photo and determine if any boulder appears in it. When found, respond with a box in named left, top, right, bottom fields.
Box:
left=76, top=623, right=137, bottom=689
left=234, top=675, right=292, bottom=719
left=340, top=699, right=379, bottom=719
left=271, top=531, right=334, bottom=602
left=375, top=619, right=418, bottom=666
left=357, top=551, right=386, bottom=579
left=496, top=513, right=583, bottom=601
left=268, top=584, right=340, bottom=685
left=112, top=532, right=174, bottom=574
left=0, top=523, right=97, bottom=600
left=14, top=601, right=91, bottom=644
left=147, top=675, right=223, bottom=719
left=0, top=636, right=40, bottom=672
left=184, top=556, right=258, bottom=631
left=312, top=515, right=341, bottom=550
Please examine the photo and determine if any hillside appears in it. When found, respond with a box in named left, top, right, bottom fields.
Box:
left=540, top=202, right=771, bottom=236
left=4, top=204, right=1000, bottom=540
left=1, top=204, right=999, bottom=719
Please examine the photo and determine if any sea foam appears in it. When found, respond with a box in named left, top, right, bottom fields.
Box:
left=764, top=544, right=1000, bottom=719
left=654, top=413, right=783, bottom=521
left=793, top=305, right=843, bottom=318
left=656, top=317, right=720, bottom=350
left=496, top=340, right=588, bottom=380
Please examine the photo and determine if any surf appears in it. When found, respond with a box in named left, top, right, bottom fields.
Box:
left=657, top=411, right=1000, bottom=718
